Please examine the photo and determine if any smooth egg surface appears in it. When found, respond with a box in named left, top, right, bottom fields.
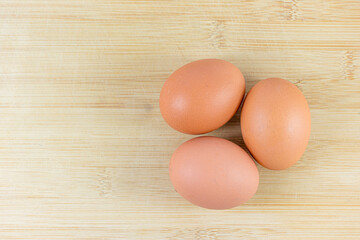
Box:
left=169, top=136, right=259, bottom=209
left=160, top=59, right=245, bottom=134
left=241, top=78, right=311, bottom=170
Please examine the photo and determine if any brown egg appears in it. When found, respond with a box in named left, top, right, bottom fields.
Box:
left=241, top=78, right=311, bottom=170
left=169, top=136, right=259, bottom=209
left=160, top=59, right=245, bottom=134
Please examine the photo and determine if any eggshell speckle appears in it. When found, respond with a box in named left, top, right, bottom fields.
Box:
left=160, top=59, right=245, bottom=134
left=169, top=136, right=259, bottom=209
left=241, top=78, right=311, bottom=170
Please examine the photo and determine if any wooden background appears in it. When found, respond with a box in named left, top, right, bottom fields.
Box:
left=1, top=0, right=360, bottom=239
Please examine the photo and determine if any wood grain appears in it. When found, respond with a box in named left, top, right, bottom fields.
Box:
left=0, top=0, right=359, bottom=239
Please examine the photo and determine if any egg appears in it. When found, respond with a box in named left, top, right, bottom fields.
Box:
left=241, top=78, right=311, bottom=170
left=160, top=59, right=245, bottom=134
left=169, top=136, right=259, bottom=209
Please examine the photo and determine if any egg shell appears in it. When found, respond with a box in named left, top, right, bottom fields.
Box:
left=241, top=78, right=311, bottom=170
left=169, top=136, right=259, bottom=210
left=160, top=59, right=245, bottom=134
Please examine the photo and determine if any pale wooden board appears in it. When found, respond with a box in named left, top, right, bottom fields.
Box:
left=0, top=0, right=360, bottom=239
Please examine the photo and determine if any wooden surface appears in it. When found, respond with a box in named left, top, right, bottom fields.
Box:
left=1, top=0, right=360, bottom=239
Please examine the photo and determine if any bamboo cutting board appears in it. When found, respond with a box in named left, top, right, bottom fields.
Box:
left=1, top=0, right=360, bottom=239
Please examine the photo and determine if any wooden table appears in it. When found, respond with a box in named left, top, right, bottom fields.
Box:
left=1, top=1, right=359, bottom=239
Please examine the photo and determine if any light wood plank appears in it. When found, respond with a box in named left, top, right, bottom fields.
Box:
left=0, top=0, right=359, bottom=239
